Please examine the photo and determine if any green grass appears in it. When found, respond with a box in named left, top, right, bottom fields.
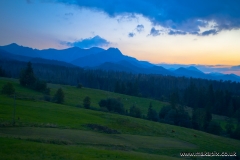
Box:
left=0, top=77, right=167, bottom=116
left=0, top=137, right=183, bottom=160
left=0, top=77, right=240, bottom=159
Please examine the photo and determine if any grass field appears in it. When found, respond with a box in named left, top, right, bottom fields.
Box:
left=0, top=77, right=240, bottom=159
left=0, top=77, right=167, bottom=116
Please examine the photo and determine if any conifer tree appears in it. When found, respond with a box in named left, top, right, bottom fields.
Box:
left=19, top=62, right=36, bottom=87
left=53, top=88, right=64, bottom=104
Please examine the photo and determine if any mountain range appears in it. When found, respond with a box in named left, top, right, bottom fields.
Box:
left=0, top=43, right=240, bottom=82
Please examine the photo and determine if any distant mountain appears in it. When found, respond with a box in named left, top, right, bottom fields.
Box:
left=147, top=65, right=173, bottom=75
left=72, top=48, right=138, bottom=67
left=186, top=66, right=203, bottom=73
left=29, top=58, right=76, bottom=68
left=0, top=48, right=75, bottom=68
left=173, top=66, right=240, bottom=82
left=0, top=43, right=39, bottom=58
left=1, top=43, right=240, bottom=82
left=95, top=62, right=137, bottom=73
left=209, top=72, right=225, bottom=76
left=173, top=67, right=207, bottom=78
left=0, top=43, right=105, bottom=62
left=0, top=48, right=32, bottom=61
left=94, top=60, right=173, bottom=75
left=39, top=47, right=105, bottom=62
left=72, top=48, right=119, bottom=67
left=213, top=73, right=240, bottom=82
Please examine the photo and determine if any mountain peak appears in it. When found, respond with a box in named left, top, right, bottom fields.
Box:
left=107, top=47, right=120, bottom=51
left=106, top=47, right=122, bottom=55
left=7, top=43, right=19, bottom=47
left=186, top=66, right=203, bottom=73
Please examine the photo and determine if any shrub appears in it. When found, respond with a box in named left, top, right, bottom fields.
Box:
left=99, top=99, right=107, bottom=108
left=164, top=109, right=176, bottom=124
left=207, top=121, right=222, bottom=135
left=44, top=95, right=51, bottom=102
left=232, top=125, right=240, bottom=140
left=159, top=105, right=171, bottom=119
left=83, top=96, right=91, bottom=109
left=98, top=98, right=125, bottom=114
left=1, top=82, right=15, bottom=95
left=129, top=105, right=142, bottom=118
left=225, top=119, right=235, bottom=135
left=32, top=80, right=47, bottom=92
left=77, top=83, right=83, bottom=88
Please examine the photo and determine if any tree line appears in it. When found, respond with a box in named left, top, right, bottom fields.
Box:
left=1, top=60, right=240, bottom=118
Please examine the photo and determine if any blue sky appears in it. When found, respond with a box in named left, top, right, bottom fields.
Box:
left=0, top=0, right=240, bottom=74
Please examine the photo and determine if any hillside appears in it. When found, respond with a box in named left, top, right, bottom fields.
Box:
left=0, top=77, right=239, bottom=159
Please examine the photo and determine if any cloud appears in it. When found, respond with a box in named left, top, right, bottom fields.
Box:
left=128, top=32, right=135, bottom=37
left=136, top=24, right=144, bottom=33
left=127, top=24, right=144, bottom=38
left=231, top=65, right=240, bottom=70
left=62, top=35, right=110, bottom=48
left=201, top=29, right=218, bottom=36
left=55, top=0, right=240, bottom=35
left=168, top=30, right=187, bottom=35
left=149, top=27, right=160, bottom=36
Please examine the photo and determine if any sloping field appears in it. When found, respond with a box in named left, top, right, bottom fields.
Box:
left=0, top=77, right=239, bottom=159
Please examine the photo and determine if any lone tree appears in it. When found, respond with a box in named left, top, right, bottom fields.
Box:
left=83, top=96, right=91, bottom=109
left=147, top=102, right=158, bottom=121
left=53, top=88, right=64, bottom=104
left=19, top=62, right=48, bottom=93
left=19, top=62, right=36, bottom=87
left=1, top=82, right=15, bottom=95
left=129, top=105, right=142, bottom=118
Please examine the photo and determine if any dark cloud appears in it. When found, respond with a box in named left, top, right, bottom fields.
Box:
left=128, top=32, right=135, bottom=37
left=136, top=24, right=144, bottom=33
left=55, top=0, right=240, bottom=35
left=191, top=31, right=200, bottom=35
left=62, top=35, right=110, bottom=48
left=201, top=29, right=218, bottom=36
left=149, top=27, right=160, bottom=36
left=168, top=30, right=187, bottom=35
left=117, top=14, right=137, bottom=23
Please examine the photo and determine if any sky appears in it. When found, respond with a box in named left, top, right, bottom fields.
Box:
left=0, top=0, right=240, bottom=74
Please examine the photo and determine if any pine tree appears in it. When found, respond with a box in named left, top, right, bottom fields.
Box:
left=19, top=62, right=36, bottom=87
left=53, top=88, right=64, bottom=104
left=147, top=102, right=158, bottom=121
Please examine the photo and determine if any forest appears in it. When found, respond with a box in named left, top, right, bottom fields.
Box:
left=1, top=59, right=240, bottom=123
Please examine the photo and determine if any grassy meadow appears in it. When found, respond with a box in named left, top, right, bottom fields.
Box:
left=0, top=77, right=239, bottom=159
